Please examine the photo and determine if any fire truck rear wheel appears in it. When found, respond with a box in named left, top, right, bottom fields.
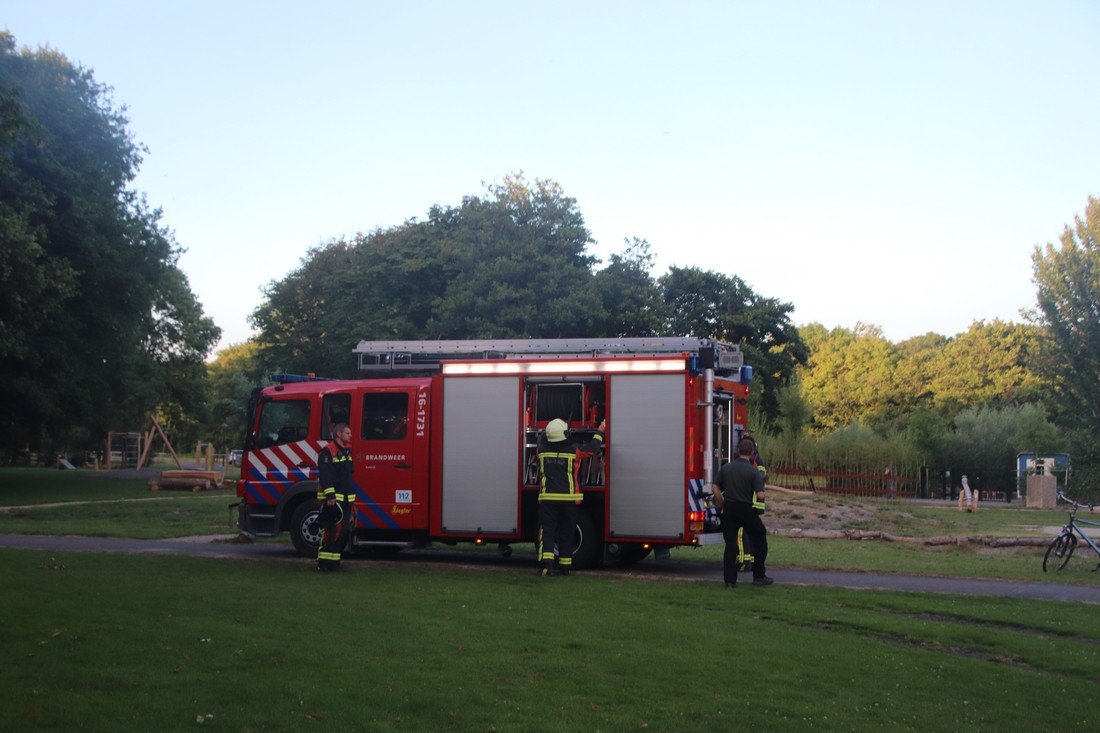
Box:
left=290, top=502, right=322, bottom=558
left=572, top=509, right=603, bottom=569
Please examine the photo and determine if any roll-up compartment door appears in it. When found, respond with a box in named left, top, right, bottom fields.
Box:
left=609, top=374, right=685, bottom=538
left=441, top=376, right=520, bottom=534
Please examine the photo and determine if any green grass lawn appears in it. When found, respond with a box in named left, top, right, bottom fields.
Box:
left=2, top=469, right=1097, bottom=730
left=0, top=493, right=239, bottom=538
left=0, top=466, right=240, bottom=506
left=770, top=492, right=1075, bottom=537
left=874, top=502, right=1073, bottom=537
left=678, top=535, right=1100, bottom=584
left=0, top=468, right=157, bottom=505
left=1, top=550, right=1097, bottom=732
left=0, top=468, right=240, bottom=538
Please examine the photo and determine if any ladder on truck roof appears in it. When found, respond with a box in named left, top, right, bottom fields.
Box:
left=353, top=337, right=744, bottom=372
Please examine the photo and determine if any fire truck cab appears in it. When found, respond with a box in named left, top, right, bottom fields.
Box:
left=235, top=338, right=752, bottom=568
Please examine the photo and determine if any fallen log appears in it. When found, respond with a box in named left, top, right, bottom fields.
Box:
left=922, top=536, right=974, bottom=545
left=776, top=528, right=848, bottom=539
left=879, top=533, right=921, bottom=543
left=158, top=470, right=224, bottom=488
left=150, top=469, right=224, bottom=492
left=986, top=537, right=1049, bottom=547
left=843, top=529, right=886, bottom=540
left=150, top=477, right=211, bottom=492
left=773, top=528, right=1053, bottom=547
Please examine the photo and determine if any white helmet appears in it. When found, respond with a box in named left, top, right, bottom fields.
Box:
left=545, top=419, right=568, bottom=442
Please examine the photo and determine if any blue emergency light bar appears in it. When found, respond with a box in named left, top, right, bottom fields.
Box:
left=271, top=373, right=333, bottom=383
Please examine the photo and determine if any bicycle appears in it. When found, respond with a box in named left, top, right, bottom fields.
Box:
left=1042, top=492, right=1100, bottom=572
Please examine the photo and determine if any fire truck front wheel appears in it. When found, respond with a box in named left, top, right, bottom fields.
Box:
left=290, top=502, right=322, bottom=557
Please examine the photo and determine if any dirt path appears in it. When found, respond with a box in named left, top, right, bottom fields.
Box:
left=3, top=488, right=1095, bottom=602
left=1, top=532, right=1096, bottom=604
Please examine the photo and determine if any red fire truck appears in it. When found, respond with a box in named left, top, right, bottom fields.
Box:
left=234, top=338, right=753, bottom=568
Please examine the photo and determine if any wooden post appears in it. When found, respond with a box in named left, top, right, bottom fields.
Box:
left=137, top=427, right=154, bottom=470
left=151, top=415, right=183, bottom=469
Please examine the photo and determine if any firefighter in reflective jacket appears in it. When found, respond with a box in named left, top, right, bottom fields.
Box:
left=536, top=418, right=605, bottom=576
left=316, top=423, right=354, bottom=572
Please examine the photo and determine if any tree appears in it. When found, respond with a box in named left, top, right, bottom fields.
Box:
left=893, top=331, right=950, bottom=407
left=424, top=176, right=603, bottom=339
left=797, top=323, right=904, bottom=431
left=252, top=174, right=605, bottom=375
left=660, top=266, right=807, bottom=421
left=0, top=41, right=78, bottom=364
left=942, top=404, right=1062, bottom=493
left=251, top=240, right=368, bottom=377
left=592, top=238, right=666, bottom=336
left=205, top=342, right=266, bottom=449
left=795, top=319, right=1047, bottom=437
left=772, top=381, right=812, bottom=454
left=252, top=176, right=806, bottom=426
left=1030, top=196, right=1100, bottom=429
left=904, top=404, right=948, bottom=465
left=924, top=320, right=1047, bottom=414
left=0, top=33, right=219, bottom=458
left=1030, top=196, right=1100, bottom=496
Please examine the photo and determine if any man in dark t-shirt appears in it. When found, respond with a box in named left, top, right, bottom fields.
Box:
left=712, top=437, right=773, bottom=587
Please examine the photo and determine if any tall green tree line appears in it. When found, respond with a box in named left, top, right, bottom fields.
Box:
left=764, top=190, right=1099, bottom=498
left=0, top=32, right=219, bottom=459
left=230, top=186, right=1099, bottom=498
left=795, top=319, right=1048, bottom=434
left=774, top=320, right=1060, bottom=484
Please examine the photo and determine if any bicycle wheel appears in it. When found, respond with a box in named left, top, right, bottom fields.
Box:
left=1042, top=533, right=1077, bottom=572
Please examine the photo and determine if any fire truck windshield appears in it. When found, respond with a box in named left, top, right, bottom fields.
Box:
left=258, top=399, right=311, bottom=447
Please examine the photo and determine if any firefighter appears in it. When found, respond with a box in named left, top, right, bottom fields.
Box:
left=316, top=422, right=354, bottom=571
left=743, top=434, right=764, bottom=471
left=712, top=437, right=774, bottom=587
left=743, top=433, right=767, bottom=512
left=536, top=418, right=605, bottom=576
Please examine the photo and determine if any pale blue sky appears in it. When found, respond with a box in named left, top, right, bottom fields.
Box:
left=5, top=1, right=1098, bottom=352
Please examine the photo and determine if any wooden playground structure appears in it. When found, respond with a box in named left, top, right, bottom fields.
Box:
left=104, top=414, right=226, bottom=491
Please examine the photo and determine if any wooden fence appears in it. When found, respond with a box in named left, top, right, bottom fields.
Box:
left=768, top=463, right=919, bottom=499
left=768, top=462, right=1018, bottom=502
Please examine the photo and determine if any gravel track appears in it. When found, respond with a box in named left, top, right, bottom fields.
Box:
left=2, top=532, right=1097, bottom=604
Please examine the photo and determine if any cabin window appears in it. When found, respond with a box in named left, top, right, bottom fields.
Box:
left=361, top=393, right=409, bottom=441
left=321, top=393, right=351, bottom=440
